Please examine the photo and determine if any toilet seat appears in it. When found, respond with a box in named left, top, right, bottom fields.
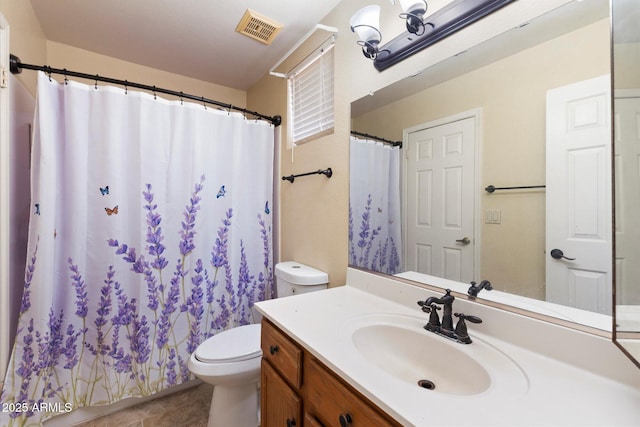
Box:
left=195, top=323, right=261, bottom=363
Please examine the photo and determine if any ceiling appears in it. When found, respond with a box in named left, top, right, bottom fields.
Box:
left=29, top=0, right=344, bottom=91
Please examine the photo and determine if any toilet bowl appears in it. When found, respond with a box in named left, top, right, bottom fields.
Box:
left=188, top=261, right=329, bottom=427
left=188, top=324, right=262, bottom=427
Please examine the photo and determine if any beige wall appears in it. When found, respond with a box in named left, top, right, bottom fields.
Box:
left=1, top=0, right=47, bottom=94
left=615, top=43, right=640, bottom=90
left=351, top=19, right=610, bottom=298
left=247, top=0, right=573, bottom=287
left=1, top=1, right=245, bottom=106
left=45, top=42, right=246, bottom=106
left=3, top=0, right=578, bottom=289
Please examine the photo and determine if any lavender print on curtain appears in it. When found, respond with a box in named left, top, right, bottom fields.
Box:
left=349, top=136, right=402, bottom=275
left=0, top=72, right=274, bottom=426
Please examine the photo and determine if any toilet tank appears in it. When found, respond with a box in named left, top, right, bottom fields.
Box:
left=275, top=261, right=329, bottom=297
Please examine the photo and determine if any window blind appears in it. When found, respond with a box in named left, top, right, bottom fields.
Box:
left=288, top=43, right=335, bottom=144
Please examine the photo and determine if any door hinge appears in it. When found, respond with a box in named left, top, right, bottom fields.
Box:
left=0, top=66, right=8, bottom=88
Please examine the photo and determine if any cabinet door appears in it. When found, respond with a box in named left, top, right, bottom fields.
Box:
left=261, top=359, right=302, bottom=427
left=304, top=412, right=325, bottom=427
left=305, top=357, right=399, bottom=427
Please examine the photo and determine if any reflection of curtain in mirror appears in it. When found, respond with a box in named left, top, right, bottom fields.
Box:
left=349, top=136, right=401, bottom=274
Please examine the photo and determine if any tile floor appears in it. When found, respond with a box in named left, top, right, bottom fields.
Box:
left=73, top=383, right=213, bottom=427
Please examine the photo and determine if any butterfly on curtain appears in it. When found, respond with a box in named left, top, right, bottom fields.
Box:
left=216, top=185, right=226, bottom=198
left=265, top=201, right=270, bottom=214
left=100, top=186, right=109, bottom=195
left=34, top=203, right=40, bottom=215
left=105, top=206, right=119, bottom=216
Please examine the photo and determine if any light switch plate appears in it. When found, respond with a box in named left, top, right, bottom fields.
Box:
left=486, top=209, right=501, bottom=224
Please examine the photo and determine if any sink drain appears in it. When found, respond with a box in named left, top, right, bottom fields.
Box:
left=417, top=379, right=436, bottom=390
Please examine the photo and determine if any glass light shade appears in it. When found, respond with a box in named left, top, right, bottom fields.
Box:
left=398, top=0, right=427, bottom=15
left=350, top=5, right=381, bottom=44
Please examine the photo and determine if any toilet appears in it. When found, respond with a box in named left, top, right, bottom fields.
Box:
left=187, top=261, right=329, bottom=427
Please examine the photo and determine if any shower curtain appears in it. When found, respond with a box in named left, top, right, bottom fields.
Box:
left=0, top=72, right=274, bottom=426
left=349, top=136, right=402, bottom=275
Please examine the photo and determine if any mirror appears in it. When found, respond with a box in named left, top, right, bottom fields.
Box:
left=349, top=0, right=613, bottom=331
left=613, top=0, right=640, bottom=367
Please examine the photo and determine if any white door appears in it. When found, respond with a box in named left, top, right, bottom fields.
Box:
left=405, top=116, right=476, bottom=283
left=546, top=75, right=612, bottom=314
left=614, top=94, right=640, bottom=305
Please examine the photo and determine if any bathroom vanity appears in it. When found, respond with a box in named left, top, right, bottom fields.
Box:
left=261, top=318, right=400, bottom=426
left=255, top=268, right=640, bottom=426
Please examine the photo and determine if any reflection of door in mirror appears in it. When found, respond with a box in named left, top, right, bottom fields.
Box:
left=404, top=114, right=477, bottom=283
left=351, top=7, right=610, bottom=307
left=546, top=75, right=612, bottom=315
left=613, top=0, right=640, bottom=367
left=615, top=94, right=640, bottom=307
left=615, top=92, right=640, bottom=344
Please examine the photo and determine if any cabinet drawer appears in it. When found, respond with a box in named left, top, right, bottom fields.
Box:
left=305, top=356, right=399, bottom=427
left=261, top=319, right=303, bottom=389
left=304, top=412, right=325, bottom=427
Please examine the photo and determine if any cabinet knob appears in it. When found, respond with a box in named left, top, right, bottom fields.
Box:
left=286, top=418, right=296, bottom=427
left=269, top=344, right=279, bottom=355
left=339, top=413, right=353, bottom=427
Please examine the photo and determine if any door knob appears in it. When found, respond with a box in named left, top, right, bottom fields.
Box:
left=456, top=237, right=471, bottom=245
left=550, top=248, right=576, bottom=261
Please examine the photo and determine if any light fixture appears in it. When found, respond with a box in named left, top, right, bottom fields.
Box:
left=351, top=0, right=516, bottom=71
left=398, top=0, right=429, bottom=35
left=350, top=5, right=382, bottom=59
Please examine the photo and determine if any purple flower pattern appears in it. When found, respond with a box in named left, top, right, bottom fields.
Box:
left=1, top=178, right=273, bottom=426
left=349, top=194, right=401, bottom=275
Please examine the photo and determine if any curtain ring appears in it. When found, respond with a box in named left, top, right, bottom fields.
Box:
left=46, top=66, right=52, bottom=82
left=94, top=74, right=99, bottom=90
left=124, top=80, right=128, bottom=94
left=227, top=104, right=232, bottom=115
left=63, top=69, right=68, bottom=85
left=180, top=91, right=184, bottom=105
left=202, top=96, right=207, bottom=110
left=153, top=86, right=157, bottom=100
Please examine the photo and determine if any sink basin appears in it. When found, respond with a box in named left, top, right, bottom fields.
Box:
left=343, top=314, right=529, bottom=398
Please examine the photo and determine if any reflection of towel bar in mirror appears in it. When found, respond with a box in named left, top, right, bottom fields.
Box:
left=485, top=185, right=546, bottom=193
left=282, top=168, right=333, bottom=183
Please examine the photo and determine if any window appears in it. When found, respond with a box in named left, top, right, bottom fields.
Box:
left=287, top=43, right=335, bottom=145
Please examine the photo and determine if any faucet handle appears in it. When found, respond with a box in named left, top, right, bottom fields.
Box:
left=455, top=313, right=482, bottom=324
left=453, top=313, right=482, bottom=344
left=417, top=300, right=441, bottom=313
left=422, top=302, right=441, bottom=314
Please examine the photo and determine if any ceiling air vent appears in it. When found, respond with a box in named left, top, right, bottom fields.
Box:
left=235, top=9, right=283, bottom=45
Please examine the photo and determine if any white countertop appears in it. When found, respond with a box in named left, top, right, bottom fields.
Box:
left=255, top=268, right=640, bottom=426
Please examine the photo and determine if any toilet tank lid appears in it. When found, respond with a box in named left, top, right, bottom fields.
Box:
left=275, top=261, right=329, bottom=285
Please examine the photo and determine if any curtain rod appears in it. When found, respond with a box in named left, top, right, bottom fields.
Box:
left=351, top=130, right=402, bottom=148
left=9, top=54, right=282, bottom=127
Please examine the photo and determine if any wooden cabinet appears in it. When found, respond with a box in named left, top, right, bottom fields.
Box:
left=261, top=317, right=303, bottom=389
left=261, top=359, right=301, bottom=427
left=304, top=355, right=396, bottom=427
left=261, top=319, right=401, bottom=427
